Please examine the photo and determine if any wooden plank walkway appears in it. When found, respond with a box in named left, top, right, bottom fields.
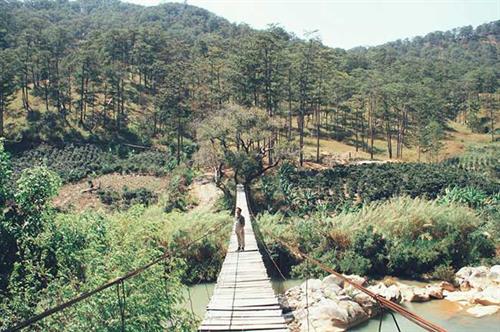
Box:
left=199, top=185, right=288, bottom=331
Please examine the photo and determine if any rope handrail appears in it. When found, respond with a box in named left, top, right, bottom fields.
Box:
left=264, top=231, right=448, bottom=332
left=3, top=219, right=230, bottom=332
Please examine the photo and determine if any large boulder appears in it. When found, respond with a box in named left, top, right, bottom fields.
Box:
left=438, top=281, right=456, bottom=292
left=472, top=286, right=500, bottom=306
left=351, top=291, right=380, bottom=317
left=368, top=283, right=402, bottom=303
left=345, top=274, right=367, bottom=287
left=466, top=305, right=500, bottom=318
left=300, top=278, right=323, bottom=293
left=426, top=284, right=444, bottom=299
left=488, top=265, right=500, bottom=283
left=322, top=274, right=344, bottom=288
left=296, top=298, right=369, bottom=332
left=456, top=266, right=493, bottom=290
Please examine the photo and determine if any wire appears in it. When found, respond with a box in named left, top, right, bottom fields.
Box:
left=305, top=260, right=310, bottom=332
left=4, top=219, right=230, bottom=332
left=264, top=231, right=448, bottom=332
left=254, top=226, right=287, bottom=281
left=116, top=280, right=126, bottom=332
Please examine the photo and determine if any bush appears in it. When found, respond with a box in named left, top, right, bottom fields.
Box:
left=270, top=162, right=499, bottom=215
left=258, top=197, right=496, bottom=279
left=10, top=144, right=175, bottom=184
left=98, top=187, right=157, bottom=208
left=431, top=265, right=456, bottom=283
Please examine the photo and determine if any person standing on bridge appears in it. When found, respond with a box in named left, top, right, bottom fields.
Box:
left=235, top=207, right=245, bottom=251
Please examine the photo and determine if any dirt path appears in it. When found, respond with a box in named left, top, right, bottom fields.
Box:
left=189, top=174, right=222, bottom=212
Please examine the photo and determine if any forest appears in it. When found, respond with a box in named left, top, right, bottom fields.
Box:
left=0, top=0, right=499, bottom=331
left=0, top=0, right=498, bottom=163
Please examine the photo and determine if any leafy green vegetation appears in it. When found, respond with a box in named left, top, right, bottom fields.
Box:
left=261, top=162, right=499, bottom=215
left=10, top=143, right=176, bottom=183
left=97, top=186, right=157, bottom=208
left=0, top=140, right=231, bottom=330
left=0, top=0, right=497, bottom=165
left=444, top=142, right=500, bottom=180
left=0, top=1, right=499, bottom=329
left=258, top=196, right=497, bottom=279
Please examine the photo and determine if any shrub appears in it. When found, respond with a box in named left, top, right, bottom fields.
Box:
left=258, top=197, right=496, bottom=279
left=98, top=187, right=157, bottom=208
left=269, top=162, right=499, bottom=215
left=10, top=144, right=175, bottom=184
left=431, top=265, right=456, bottom=283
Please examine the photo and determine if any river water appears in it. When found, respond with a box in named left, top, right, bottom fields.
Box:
left=185, top=279, right=500, bottom=331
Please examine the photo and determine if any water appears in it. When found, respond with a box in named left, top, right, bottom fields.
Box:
left=185, top=280, right=500, bottom=331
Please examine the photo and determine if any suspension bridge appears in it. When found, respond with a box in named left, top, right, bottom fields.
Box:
left=3, top=184, right=448, bottom=332
left=199, top=184, right=288, bottom=331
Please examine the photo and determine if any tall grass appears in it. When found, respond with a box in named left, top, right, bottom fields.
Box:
left=258, top=197, right=496, bottom=278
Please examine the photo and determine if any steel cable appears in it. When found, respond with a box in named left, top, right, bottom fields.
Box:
left=263, top=231, right=447, bottom=332
left=3, top=219, right=230, bottom=332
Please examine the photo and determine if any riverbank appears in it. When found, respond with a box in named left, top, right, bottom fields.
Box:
left=279, top=266, right=500, bottom=331
left=185, top=265, right=500, bottom=331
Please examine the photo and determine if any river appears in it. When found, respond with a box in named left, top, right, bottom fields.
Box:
left=185, top=279, right=500, bottom=331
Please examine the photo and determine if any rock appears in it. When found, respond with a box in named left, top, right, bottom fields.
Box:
left=426, top=284, right=444, bottom=299
left=282, top=286, right=303, bottom=311
left=438, top=281, right=456, bottom=292
left=456, top=266, right=489, bottom=280
left=411, top=288, right=431, bottom=302
left=444, top=289, right=479, bottom=305
left=322, top=274, right=344, bottom=288
left=296, top=298, right=369, bottom=332
left=345, top=274, right=367, bottom=287
left=488, top=265, right=500, bottom=283
left=472, top=286, right=500, bottom=306
left=352, top=291, right=380, bottom=317
left=323, top=283, right=342, bottom=300
left=456, top=266, right=492, bottom=290
left=368, top=283, right=402, bottom=303
left=400, top=286, right=416, bottom=302
left=466, top=305, right=500, bottom=318
left=301, top=278, right=323, bottom=293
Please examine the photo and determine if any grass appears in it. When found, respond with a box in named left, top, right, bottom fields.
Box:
left=257, top=196, right=496, bottom=278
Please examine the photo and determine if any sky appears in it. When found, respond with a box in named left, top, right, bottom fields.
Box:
left=124, top=0, right=500, bottom=49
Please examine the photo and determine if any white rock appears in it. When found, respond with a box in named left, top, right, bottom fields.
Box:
left=472, top=286, right=500, bottom=306
left=466, top=305, right=500, bottom=317
left=345, top=274, right=367, bottom=286
left=488, top=265, right=500, bottom=283
left=438, top=281, right=456, bottom=292
left=301, top=278, right=323, bottom=293
left=297, top=298, right=369, bottom=332
left=426, top=284, right=444, bottom=299
left=323, top=283, right=342, bottom=300
left=444, top=289, right=479, bottom=304
left=352, top=291, right=380, bottom=317
left=368, top=283, right=402, bottom=303
left=322, top=274, right=345, bottom=288
left=456, top=266, right=489, bottom=280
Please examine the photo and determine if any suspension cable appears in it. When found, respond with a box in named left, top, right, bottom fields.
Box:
left=4, top=219, right=230, bottom=332
left=263, top=231, right=448, bottom=332
left=305, top=259, right=310, bottom=332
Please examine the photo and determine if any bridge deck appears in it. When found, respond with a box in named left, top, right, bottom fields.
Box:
left=199, top=186, right=288, bottom=331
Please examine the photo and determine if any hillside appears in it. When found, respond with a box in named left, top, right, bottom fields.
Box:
left=0, top=2, right=499, bottom=330
left=0, top=0, right=498, bottom=165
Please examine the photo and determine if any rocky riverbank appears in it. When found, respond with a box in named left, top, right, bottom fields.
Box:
left=279, top=266, right=500, bottom=331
